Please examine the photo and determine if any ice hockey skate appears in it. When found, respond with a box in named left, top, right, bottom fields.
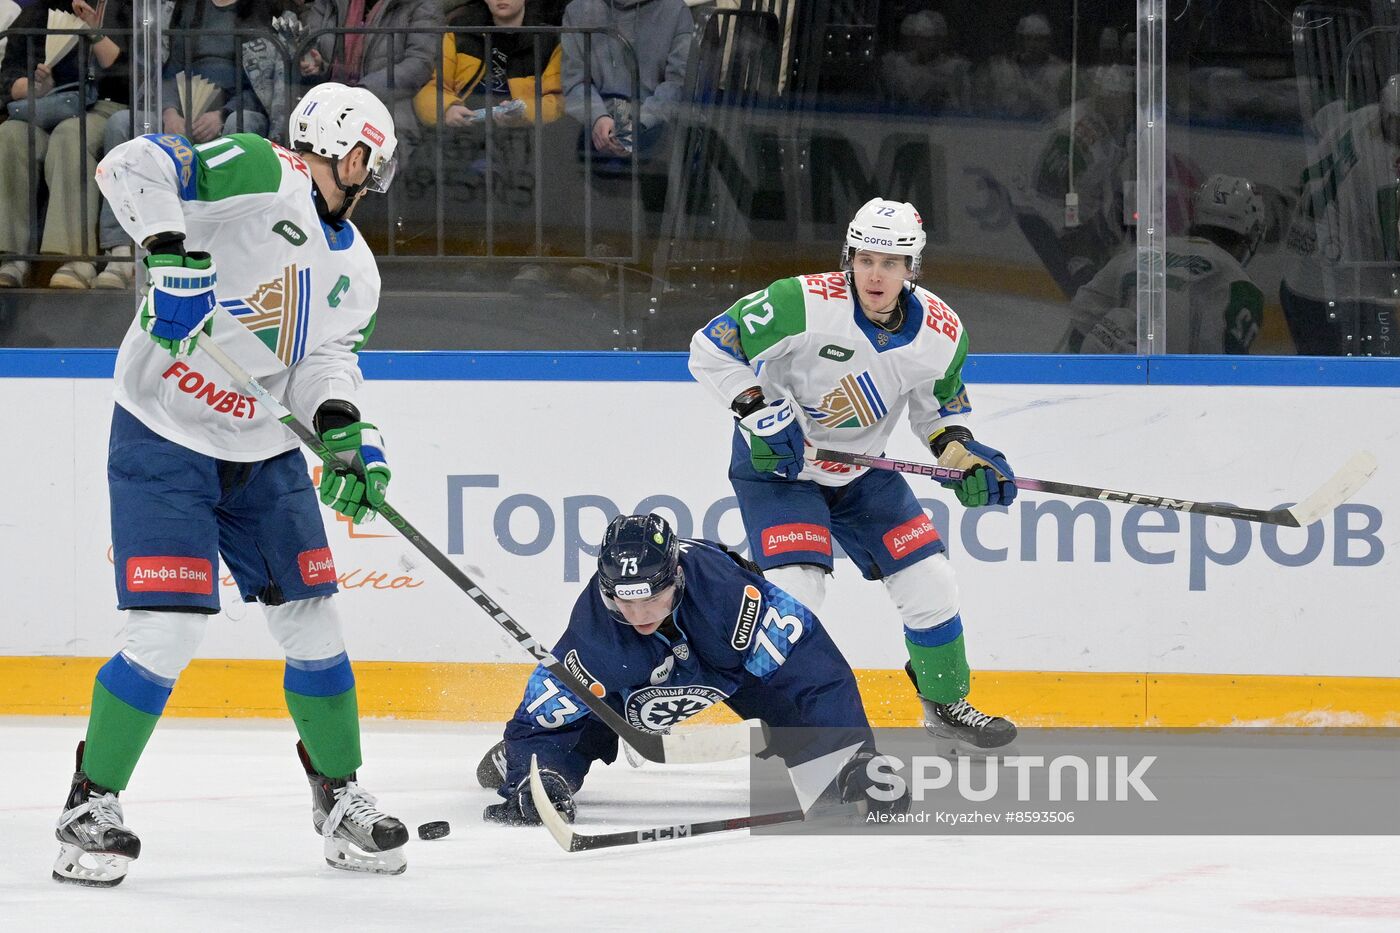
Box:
left=904, top=663, right=1017, bottom=755
left=297, top=742, right=408, bottom=875
left=476, top=739, right=508, bottom=790
left=52, top=742, right=141, bottom=887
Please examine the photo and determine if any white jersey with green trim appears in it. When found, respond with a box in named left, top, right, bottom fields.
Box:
left=96, top=132, right=380, bottom=462
left=1067, top=236, right=1263, bottom=353
left=1283, top=101, right=1400, bottom=301
left=688, top=271, right=972, bottom=488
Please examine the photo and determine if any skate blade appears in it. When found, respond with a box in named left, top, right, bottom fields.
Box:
left=922, top=725, right=1020, bottom=759
left=52, top=843, right=130, bottom=887
left=323, top=836, right=406, bottom=875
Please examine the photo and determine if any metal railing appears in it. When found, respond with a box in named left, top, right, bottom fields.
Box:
left=3, top=26, right=122, bottom=261
left=1, top=22, right=644, bottom=278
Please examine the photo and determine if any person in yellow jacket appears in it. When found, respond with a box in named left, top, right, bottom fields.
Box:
left=414, top=0, right=564, bottom=127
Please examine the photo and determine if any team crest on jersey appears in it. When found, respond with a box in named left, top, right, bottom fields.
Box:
left=151, top=135, right=196, bottom=194
left=805, top=370, right=889, bottom=428
left=625, top=685, right=728, bottom=732
left=704, top=314, right=745, bottom=362
left=220, top=264, right=313, bottom=366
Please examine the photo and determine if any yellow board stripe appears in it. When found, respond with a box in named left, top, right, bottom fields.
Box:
left=1, top=658, right=1396, bottom=726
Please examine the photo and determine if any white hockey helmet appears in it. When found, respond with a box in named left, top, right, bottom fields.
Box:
left=842, top=197, right=927, bottom=278
left=289, top=83, right=398, bottom=193
left=1192, top=174, right=1264, bottom=260
left=901, top=11, right=946, bottom=39
left=1017, top=13, right=1052, bottom=37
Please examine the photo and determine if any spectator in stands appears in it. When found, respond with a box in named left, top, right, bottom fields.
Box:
left=298, top=0, right=443, bottom=106
left=0, top=0, right=21, bottom=65
left=93, top=0, right=294, bottom=290
left=560, top=0, right=693, bottom=163
left=161, top=0, right=276, bottom=139
left=974, top=12, right=1068, bottom=120
left=879, top=10, right=972, bottom=115
left=297, top=0, right=443, bottom=169
left=0, top=0, right=130, bottom=288
left=413, top=0, right=563, bottom=129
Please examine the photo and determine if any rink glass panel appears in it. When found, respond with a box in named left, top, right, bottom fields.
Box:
left=14, top=0, right=1398, bottom=356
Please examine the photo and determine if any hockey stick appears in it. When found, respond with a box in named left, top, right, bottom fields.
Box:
left=528, top=755, right=857, bottom=852
left=196, top=338, right=760, bottom=764
left=809, top=448, right=1378, bottom=528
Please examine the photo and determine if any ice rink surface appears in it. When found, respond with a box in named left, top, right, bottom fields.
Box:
left=3, top=717, right=1397, bottom=932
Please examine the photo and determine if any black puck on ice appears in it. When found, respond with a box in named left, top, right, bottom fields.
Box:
left=417, top=820, right=451, bottom=841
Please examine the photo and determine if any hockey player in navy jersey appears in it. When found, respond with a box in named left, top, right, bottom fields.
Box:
left=477, top=513, right=899, bottom=826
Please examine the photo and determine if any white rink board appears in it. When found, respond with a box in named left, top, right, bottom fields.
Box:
left=0, top=377, right=1395, bottom=677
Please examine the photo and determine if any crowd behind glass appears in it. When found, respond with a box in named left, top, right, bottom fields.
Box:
left=1, top=0, right=1397, bottom=356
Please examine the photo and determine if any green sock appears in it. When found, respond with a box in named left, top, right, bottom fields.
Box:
left=905, top=624, right=971, bottom=704
left=286, top=687, right=362, bottom=778
left=284, top=654, right=362, bottom=779
left=82, top=655, right=173, bottom=791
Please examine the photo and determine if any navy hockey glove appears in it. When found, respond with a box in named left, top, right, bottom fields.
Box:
left=483, top=769, right=576, bottom=826
left=934, top=436, right=1016, bottom=508
left=139, top=252, right=217, bottom=358
left=839, top=751, right=911, bottom=816
left=738, top=398, right=805, bottom=479
left=316, top=401, right=390, bottom=524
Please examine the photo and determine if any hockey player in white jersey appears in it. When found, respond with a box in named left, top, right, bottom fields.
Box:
left=688, top=197, right=1018, bottom=752
left=53, top=83, right=408, bottom=886
left=1280, top=73, right=1400, bottom=356
left=1063, top=174, right=1266, bottom=353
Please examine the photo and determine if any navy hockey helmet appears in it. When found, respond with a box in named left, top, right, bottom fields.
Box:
left=597, top=514, right=684, bottom=621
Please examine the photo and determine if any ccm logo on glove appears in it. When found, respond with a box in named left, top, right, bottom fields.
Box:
left=738, top=398, right=806, bottom=480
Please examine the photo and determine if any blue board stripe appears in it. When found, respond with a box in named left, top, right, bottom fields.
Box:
left=1, top=349, right=1399, bottom=387
left=1144, top=355, right=1400, bottom=387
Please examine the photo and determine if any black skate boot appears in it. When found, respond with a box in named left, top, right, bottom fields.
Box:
left=904, top=662, right=1017, bottom=753
left=53, top=741, right=141, bottom=887
left=297, top=741, right=408, bottom=875
left=475, top=740, right=508, bottom=790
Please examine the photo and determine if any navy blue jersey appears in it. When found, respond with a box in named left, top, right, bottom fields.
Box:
left=499, top=539, right=871, bottom=794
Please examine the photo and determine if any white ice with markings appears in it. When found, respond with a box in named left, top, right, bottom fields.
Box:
left=2, top=718, right=1397, bottom=931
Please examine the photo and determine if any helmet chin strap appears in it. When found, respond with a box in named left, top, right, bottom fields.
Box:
left=313, top=157, right=367, bottom=227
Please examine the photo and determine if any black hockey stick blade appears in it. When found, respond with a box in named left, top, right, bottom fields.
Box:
left=810, top=448, right=1378, bottom=527
left=528, top=755, right=857, bottom=853
left=197, top=339, right=761, bottom=764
